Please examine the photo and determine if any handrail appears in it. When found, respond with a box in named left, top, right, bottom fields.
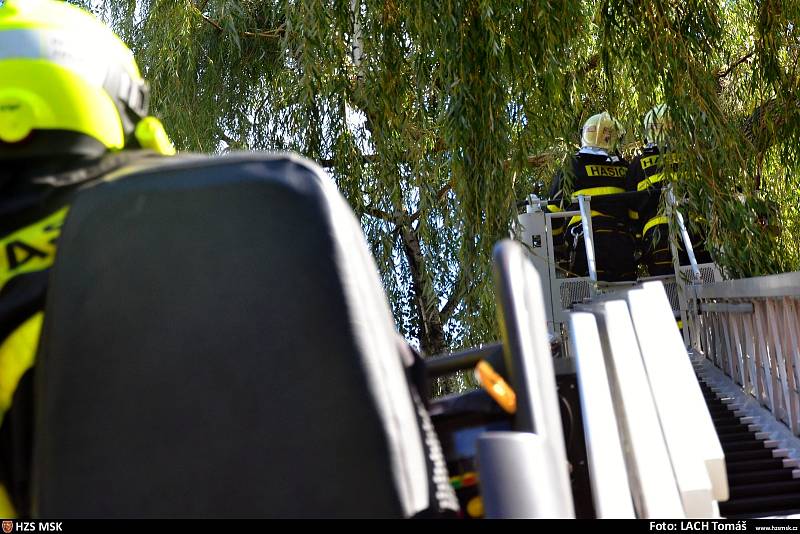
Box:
left=523, top=189, right=651, bottom=207
left=667, top=188, right=701, bottom=282
left=693, top=271, right=800, bottom=300
left=425, top=342, right=505, bottom=378
left=541, top=196, right=598, bottom=285
left=577, top=195, right=598, bottom=283
left=689, top=271, right=800, bottom=435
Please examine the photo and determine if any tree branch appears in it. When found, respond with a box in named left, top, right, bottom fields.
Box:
left=195, top=0, right=211, bottom=12
left=504, top=151, right=556, bottom=169
left=334, top=149, right=553, bottom=224
left=741, top=97, right=781, bottom=149
left=440, top=269, right=467, bottom=320
left=197, top=11, right=223, bottom=32
left=717, top=50, right=755, bottom=80
left=191, top=5, right=285, bottom=39
left=242, top=23, right=286, bottom=40
left=578, top=53, right=600, bottom=77
left=318, top=153, right=378, bottom=167
left=364, top=206, right=395, bottom=223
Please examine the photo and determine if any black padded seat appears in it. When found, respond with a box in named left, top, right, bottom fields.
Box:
left=32, top=153, right=457, bottom=518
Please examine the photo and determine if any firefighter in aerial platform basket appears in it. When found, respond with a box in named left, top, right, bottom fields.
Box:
left=0, top=0, right=176, bottom=517
left=548, top=111, right=636, bottom=282
left=625, top=104, right=713, bottom=277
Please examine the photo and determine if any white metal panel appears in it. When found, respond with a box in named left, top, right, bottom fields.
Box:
left=492, top=240, right=575, bottom=517
left=516, top=209, right=558, bottom=329
left=591, top=300, right=686, bottom=518
left=567, top=312, right=636, bottom=518
left=478, top=432, right=573, bottom=519
left=629, top=282, right=726, bottom=513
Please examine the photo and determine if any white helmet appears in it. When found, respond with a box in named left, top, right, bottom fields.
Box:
left=581, top=111, right=620, bottom=151
left=644, top=104, right=670, bottom=144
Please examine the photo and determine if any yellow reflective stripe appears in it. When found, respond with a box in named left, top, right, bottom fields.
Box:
left=629, top=209, right=639, bottom=220
left=643, top=215, right=669, bottom=235
left=0, top=483, right=15, bottom=518
left=571, top=186, right=624, bottom=199
left=641, top=155, right=660, bottom=170
left=641, top=153, right=683, bottom=170
left=548, top=204, right=564, bottom=235
left=637, top=173, right=666, bottom=191
left=585, top=165, right=626, bottom=177
left=0, top=207, right=68, bottom=292
left=568, top=210, right=607, bottom=227
left=0, top=313, right=43, bottom=426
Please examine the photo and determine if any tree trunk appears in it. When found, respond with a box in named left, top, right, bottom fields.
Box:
left=396, top=213, right=447, bottom=356
left=741, top=97, right=782, bottom=151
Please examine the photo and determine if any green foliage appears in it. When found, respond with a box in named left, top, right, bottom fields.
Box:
left=76, top=0, right=800, bottom=351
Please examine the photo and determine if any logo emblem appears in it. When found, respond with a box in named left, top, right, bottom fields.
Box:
left=2, top=520, right=12, bottom=533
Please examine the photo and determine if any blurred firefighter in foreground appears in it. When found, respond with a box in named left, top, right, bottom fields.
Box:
left=0, top=0, right=175, bottom=517
left=548, top=112, right=636, bottom=282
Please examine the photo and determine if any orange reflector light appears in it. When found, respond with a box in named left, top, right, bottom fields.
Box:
left=474, top=360, right=516, bottom=414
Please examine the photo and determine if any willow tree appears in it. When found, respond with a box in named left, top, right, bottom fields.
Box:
left=75, top=0, right=800, bottom=356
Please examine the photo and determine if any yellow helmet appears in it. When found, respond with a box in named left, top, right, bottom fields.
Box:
left=644, top=104, right=670, bottom=144
left=581, top=111, right=620, bottom=151
left=0, top=0, right=174, bottom=158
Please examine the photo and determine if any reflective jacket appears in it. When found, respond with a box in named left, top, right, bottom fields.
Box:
left=548, top=148, right=630, bottom=232
left=625, top=144, right=683, bottom=238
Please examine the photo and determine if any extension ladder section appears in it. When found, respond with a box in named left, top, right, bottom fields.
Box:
left=697, top=378, right=800, bottom=518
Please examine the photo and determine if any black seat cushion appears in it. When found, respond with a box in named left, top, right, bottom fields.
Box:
left=32, top=153, right=456, bottom=518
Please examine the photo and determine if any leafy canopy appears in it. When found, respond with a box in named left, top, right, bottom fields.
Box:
left=76, top=0, right=800, bottom=352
